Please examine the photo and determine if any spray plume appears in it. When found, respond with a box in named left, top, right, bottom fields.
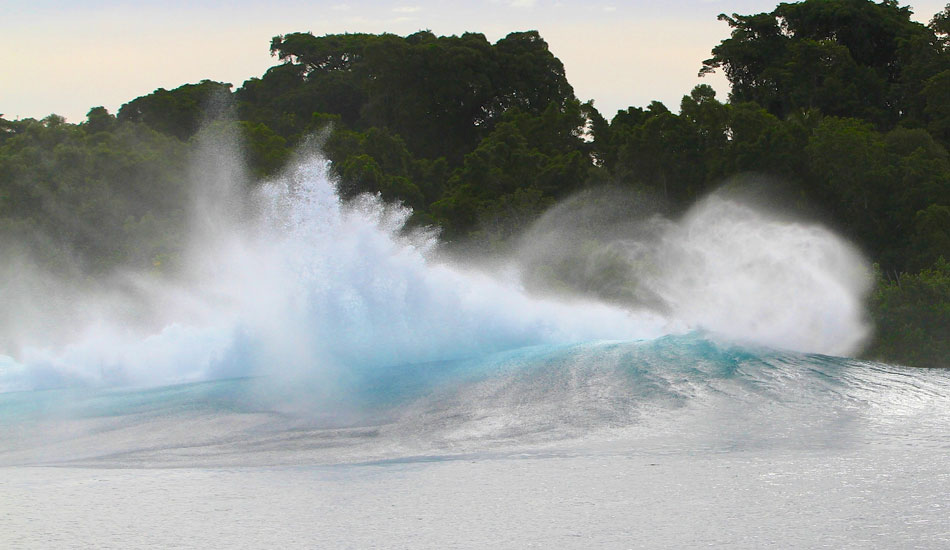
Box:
left=0, top=130, right=872, bottom=395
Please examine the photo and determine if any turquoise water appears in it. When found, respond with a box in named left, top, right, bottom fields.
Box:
left=2, top=334, right=947, bottom=468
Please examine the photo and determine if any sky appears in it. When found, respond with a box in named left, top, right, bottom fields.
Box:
left=2, top=0, right=947, bottom=123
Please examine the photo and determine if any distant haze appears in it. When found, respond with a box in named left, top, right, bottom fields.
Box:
left=3, top=0, right=946, bottom=122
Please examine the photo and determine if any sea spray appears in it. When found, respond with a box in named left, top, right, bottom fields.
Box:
left=649, top=196, right=871, bottom=354
left=0, top=136, right=871, bottom=394
left=0, top=152, right=669, bottom=393
left=516, top=186, right=872, bottom=356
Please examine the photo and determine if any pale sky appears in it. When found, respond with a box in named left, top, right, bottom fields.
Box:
left=2, top=0, right=946, bottom=123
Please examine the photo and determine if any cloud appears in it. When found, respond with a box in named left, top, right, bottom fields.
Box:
left=392, top=6, right=421, bottom=13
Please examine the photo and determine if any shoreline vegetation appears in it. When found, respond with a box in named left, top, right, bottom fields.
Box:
left=1, top=0, right=948, bottom=367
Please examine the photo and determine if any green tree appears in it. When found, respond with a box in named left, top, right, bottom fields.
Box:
left=239, top=30, right=575, bottom=162
left=118, top=80, right=234, bottom=140
left=868, top=258, right=950, bottom=368
left=82, top=106, right=116, bottom=134
left=923, top=69, right=950, bottom=144
left=931, top=3, right=950, bottom=42
left=239, top=121, right=289, bottom=177
left=701, top=0, right=948, bottom=126
left=0, top=116, right=189, bottom=273
left=610, top=100, right=708, bottom=206
left=432, top=101, right=592, bottom=240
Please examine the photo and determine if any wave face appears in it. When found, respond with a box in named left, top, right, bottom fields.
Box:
left=2, top=334, right=948, bottom=467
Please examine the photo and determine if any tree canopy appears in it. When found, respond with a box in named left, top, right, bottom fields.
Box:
left=700, top=0, right=950, bottom=128
left=237, top=30, right=573, bottom=162
left=2, top=1, right=949, bottom=367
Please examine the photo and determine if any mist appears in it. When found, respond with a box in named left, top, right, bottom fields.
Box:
left=0, top=126, right=872, bottom=396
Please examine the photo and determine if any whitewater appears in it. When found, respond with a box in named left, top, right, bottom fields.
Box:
left=1, top=135, right=949, bottom=548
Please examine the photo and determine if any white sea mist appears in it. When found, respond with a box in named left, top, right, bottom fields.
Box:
left=0, top=128, right=871, bottom=394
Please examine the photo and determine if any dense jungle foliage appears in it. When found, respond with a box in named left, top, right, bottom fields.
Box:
left=1, top=0, right=948, bottom=367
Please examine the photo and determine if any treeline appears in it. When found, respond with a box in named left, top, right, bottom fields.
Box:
left=1, top=0, right=948, bottom=366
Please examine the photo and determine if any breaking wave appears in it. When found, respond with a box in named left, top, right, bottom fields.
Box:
left=0, top=132, right=910, bottom=467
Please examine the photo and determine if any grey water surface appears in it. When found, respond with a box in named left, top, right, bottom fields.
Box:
left=2, top=336, right=949, bottom=549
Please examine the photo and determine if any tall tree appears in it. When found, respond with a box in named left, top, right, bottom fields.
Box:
left=701, top=0, right=949, bottom=127
left=238, top=31, right=575, bottom=161
left=117, top=80, right=234, bottom=140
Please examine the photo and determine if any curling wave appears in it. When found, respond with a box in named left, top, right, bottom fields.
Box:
left=0, top=133, right=905, bottom=467
left=0, top=138, right=871, bottom=394
left=2, top=333, right=948, bottom=467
